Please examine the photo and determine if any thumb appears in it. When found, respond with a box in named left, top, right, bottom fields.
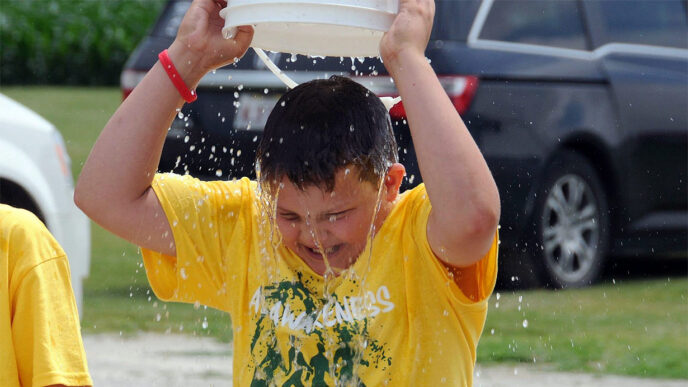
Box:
left=232, top=25, right=254, bottom=52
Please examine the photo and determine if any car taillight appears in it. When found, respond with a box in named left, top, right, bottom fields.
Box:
left=354, top=75, right=479, bottom=120
left=442, top=75, right=479, bottom=116
left=120, top=69, right=147, bottom=101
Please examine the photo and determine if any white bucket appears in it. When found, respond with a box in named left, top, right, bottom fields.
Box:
left=220, top=0, right=399, bottom=58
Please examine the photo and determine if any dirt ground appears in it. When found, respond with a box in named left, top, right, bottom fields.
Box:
left=83, top=333, right=687, bottom=387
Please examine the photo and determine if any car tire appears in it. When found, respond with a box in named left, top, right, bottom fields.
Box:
left=529, top=150, right=610, bottom=288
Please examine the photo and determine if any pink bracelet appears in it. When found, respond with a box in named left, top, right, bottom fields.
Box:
left=158, top=49, right=198, bottom=103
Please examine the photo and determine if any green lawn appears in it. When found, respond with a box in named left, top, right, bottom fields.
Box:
left=3, top=86, right=687, bottom=379
left=479, top=279, right=688, bottom=379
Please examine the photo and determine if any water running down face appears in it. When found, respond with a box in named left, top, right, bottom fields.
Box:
left=275, top=164, right=405, bottom=275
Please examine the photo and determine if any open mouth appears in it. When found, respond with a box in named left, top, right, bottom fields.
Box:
left=305, top=244, right=342, bottom=258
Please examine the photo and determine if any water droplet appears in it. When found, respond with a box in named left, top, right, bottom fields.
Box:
left=156, top=313, right=161, bottom=322
left=490, top=328, right=495, bottom=335
left=202, top=319, right=208, bottom=329
left=443, top=309, right=449, bottom=316
left=180, top=268, right=188, bottom=279
left=216, top=169, right=223, bottom=177
left=177, top=112, right=184, bottom=119
left=496, top=292, right=500, bottom=300
left=522, top=319, right=528, bottom=328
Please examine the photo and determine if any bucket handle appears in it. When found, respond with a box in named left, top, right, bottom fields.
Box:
left=253, top=47, right=401, bottom=111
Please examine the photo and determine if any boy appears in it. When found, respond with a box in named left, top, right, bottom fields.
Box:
left=75, top=0, right=500, bottom=384
left=0, top=204, right=93, bottom=387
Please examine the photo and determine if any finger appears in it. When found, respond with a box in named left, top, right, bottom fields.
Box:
left=232, top=25, right=255, bottom=50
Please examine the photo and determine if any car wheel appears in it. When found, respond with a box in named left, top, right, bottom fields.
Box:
left=531, top=151, right=610, bottom=288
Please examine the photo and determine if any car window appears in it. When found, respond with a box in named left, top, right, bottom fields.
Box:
left=479, top=0, right=588, bottom=50
left=595, top=0, right=688, bottom=49
left=430, top=0, right=482, bottom=41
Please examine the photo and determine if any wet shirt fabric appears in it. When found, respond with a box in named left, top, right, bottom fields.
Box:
left=142, top=173, right=499, bottom=386
left=0, top=205, right=92, bottom=387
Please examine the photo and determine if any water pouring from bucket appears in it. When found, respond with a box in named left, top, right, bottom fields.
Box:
left=219, top=0, right=401, bottom=109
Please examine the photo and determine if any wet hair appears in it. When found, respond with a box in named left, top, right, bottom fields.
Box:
left=256, top=75, right=398, bottom=192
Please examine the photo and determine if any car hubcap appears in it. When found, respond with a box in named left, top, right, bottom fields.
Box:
left=542, top=174, right=600, bottom=283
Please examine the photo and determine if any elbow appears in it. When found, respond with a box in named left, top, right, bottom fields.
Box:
left=433, top=193, right=500, bottom=268
left=466, top=199, right=500, bottom=239
left=73, top=181, right=89, bottom=215
left=481, top=204, right=500, bottom=236
left=73, top=177, right=97, bottom=219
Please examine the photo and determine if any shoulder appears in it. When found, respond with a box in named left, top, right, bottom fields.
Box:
left=0, top=204, right=65, bottom=268
left=0, top=204, right=52, bottom=240
left=153, top=173, right=257, bottom=200
left=393, top=183, right=430, bottom=220
left=378, top=184, right=430, bottom=241
left=400, top=183, right=428, bottom=203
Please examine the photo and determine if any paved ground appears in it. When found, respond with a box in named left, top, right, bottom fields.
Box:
left=83, top=333, right=687, bottom=387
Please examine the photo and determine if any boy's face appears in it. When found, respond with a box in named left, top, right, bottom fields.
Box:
left=275, top=164, right=404, bottom=275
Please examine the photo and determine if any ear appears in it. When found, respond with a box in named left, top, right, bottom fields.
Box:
left=383, top=163, right=406, bottom=202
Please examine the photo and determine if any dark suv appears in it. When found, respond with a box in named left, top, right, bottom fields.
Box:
left=121, top=0, right=687, bottom=288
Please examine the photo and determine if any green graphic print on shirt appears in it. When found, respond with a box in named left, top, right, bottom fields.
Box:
left=247, top=274, right=393, bottom=386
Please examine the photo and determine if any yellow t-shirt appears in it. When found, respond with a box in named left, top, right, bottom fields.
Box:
left=0, top=205, right=92, bottom=387
left=142, top=173, right=498, bottom=386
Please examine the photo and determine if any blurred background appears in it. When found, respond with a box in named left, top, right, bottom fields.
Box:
left=1, top=0, right=686, bottom=385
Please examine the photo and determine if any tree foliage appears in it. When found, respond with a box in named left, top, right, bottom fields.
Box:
left=1, top=0, right=165, bottom=85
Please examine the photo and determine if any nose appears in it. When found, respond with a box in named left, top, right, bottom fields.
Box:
left=297, top=220, right=332, bottom=248
left=297, top=223, right=317, bottom=247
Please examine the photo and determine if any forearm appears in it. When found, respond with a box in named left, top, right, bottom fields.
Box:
left=75, top=43, right=205, bottom=218
left=388, top=52, right=500, bottom=255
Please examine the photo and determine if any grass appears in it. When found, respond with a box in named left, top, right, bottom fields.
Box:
left=479, top=278, right=688, bottom=379
left=3, top=86, right=687, bottom=379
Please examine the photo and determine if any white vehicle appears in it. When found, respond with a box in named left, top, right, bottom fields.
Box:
left=0, top=93, right=90, bottom=315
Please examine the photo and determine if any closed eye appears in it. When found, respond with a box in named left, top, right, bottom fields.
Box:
left=278, top=213, right=300, bottom=222
left=326, top=209, right=351, bottom=221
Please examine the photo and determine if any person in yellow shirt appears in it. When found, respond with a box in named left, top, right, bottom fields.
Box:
left=75, top=0, right=500, bottom=385
left=0, top=204, right=92, bottom=387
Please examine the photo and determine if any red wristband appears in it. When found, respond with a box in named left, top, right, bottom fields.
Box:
left=158, top=49, right=197, bottom=103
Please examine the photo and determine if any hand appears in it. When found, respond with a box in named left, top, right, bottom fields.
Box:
left=379, top=0, right=435, bottom=73
left=168, top=0, right=253, bottom=84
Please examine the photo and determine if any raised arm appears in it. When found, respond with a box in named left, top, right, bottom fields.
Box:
left=380, top=0, right=500, bottom=267
left=74, top=0, right=253, bottom=256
